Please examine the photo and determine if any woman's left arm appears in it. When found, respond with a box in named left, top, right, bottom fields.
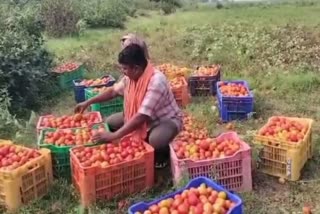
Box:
left=113, top=113, right=149, bottom=139
left=92, top=113, right=149, bottom=143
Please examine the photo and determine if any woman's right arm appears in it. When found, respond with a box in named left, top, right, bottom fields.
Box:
left=75, top=77, right=125, bottom=113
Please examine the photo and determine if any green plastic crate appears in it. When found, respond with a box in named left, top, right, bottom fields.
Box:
left=57, top=65, right=85, bottom=89
left=37, top=123, right=109, bottom=180
left=85, top=88, right=124, bottom=117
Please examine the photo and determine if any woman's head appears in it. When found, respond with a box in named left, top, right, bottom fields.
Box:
left=118, top=44, right=148, bottom=81
left=120, top=33, right=150, bottom=59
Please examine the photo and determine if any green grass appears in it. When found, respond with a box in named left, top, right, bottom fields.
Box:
left=8, top=1, right=320, bottom=214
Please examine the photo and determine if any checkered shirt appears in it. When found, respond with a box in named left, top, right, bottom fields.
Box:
left=114, top=70, right=183, bottom=131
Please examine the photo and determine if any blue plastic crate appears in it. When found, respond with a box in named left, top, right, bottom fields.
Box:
left=128, top=176, right=243, bottom=214
left=73, top=75, right=116, bottom=103
left=216, top=80, right=254, bottom=122
left=188, top=66, right=221, bottom=96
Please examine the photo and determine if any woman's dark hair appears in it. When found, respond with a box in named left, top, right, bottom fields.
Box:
left=118, top=44, right=148, bottom=68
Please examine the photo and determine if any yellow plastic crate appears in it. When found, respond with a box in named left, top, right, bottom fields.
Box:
left=254, top=117, right=313, bottom=181
left=0, top=140, right=53, bottom=212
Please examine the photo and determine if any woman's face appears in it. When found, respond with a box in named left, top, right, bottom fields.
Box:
left=119, top=64, right=142, bottom=81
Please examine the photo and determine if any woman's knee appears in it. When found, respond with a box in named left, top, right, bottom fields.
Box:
left=148, top=120, right=179, bottom=149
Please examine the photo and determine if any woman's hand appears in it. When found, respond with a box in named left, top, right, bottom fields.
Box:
left=74, top=101, right=89, bottom=113
left=92, top=131, right=118, bottom=143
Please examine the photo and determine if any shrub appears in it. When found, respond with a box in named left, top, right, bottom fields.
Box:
left=0, top=9, right=58, bottom=117
left=82, top=0, right=129, bottom=28
left=40, top=0, right=80, bottom=37
left=151, top=0, right=182, bottom=14
left=0, top=89, right=19, bottom=139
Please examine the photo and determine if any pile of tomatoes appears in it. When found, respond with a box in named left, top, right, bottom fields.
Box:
left=217, top=82, right=249, bottom=97
left=258, top=116, right=308, bottom=143
left=90, top=86, right=111, bottom=94
left=134, top=183, right=236, bottom=214
left=194, top=65, right=220, bottom=76
left=173, top=114, right=241, bottom=160
left=43, top=125, right=107, bottom=146
left=54, top=62, right=80, bottom=73
left=0, top=144, right=41, bottom=171
left=170, top=77, right=187, bottom=90
left=157, top=64, right=189, bottom=81
left=76, top=76, right=112, bottom=87
left=72, top=139, right=148, bottom=168
left=39, top=113, right=101, bottom=129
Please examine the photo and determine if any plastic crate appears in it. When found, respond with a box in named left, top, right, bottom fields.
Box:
left=216, top=80, right=254, bottom=122
left=73, top=75, right=116, bottom=103
left=171, top=78, right=190, bottom=107
left=85, top=88, right=124, bottom=116
left=36, top=111, right=103, bottom=135
left=188, top=65, right=221, bottom=96
left=37, top=123, right=110, bottom=180
left=254, top=116, right=313, bottom=181
left=170, top=132, right=252, bottom=192
left=128, top=176, right=243, bottom=214
left=56, top=65, right=85, bottom=90
left=0, top=140, right=53, bottom=212
left=70, top=136, right=155, bottom=206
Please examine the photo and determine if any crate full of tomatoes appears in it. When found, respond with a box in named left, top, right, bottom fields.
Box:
left=70, top=136, right=154, bottom=206
left=36, top=112, right=103, bottom=135
left=37, top=123, right=109, bottom=179
left=170, top=76, right=190, bottom=107
left=170, top=115, right=252, bottom=192
left=85, top=87, right=124, bottom=117
left=53, top=62, right=85, bottom=89
left=128, top=176, right=243, bottom=214
left=188, top=65, right=221, bottom=96
left=254, top=116, right=313, bottom=181
left=0, top=140, right=53, bottom=212
left=216, top=80, right=254, bottom=122
left=156, top=63, right=190, bottom=81
left=73, top=75, right=116, bottom=103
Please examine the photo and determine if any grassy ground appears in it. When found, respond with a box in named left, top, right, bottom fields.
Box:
left=9, top=2, right=320, bottom=214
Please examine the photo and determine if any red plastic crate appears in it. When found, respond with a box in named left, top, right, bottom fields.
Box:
left=170, top=132, right=252, bottom=192
left=36, top=112, right=103, bottom=135
left=70, top=137, right=155, bottom=206
left=171, top=78, right=190, bottom=107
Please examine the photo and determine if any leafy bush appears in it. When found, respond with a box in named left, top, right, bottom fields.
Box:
left=152, top=0, right=182, bottom=14
left=81, top=0, right=130, bottom=28
left=0, top=9, right=58, bottom=117
left=0, top=89, right=20, bottom=138
left=40, top=0, right=80, bottom=37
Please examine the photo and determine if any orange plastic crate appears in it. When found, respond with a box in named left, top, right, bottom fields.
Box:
left=254, top=116, right=313, bottom=181
left=0, top=140, right=53, bottom=212
left=70, top=138, right=155, bottom=206
left=171, top=77, right=190, bottom=107
left=170, top=132, right=252, bottom=192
